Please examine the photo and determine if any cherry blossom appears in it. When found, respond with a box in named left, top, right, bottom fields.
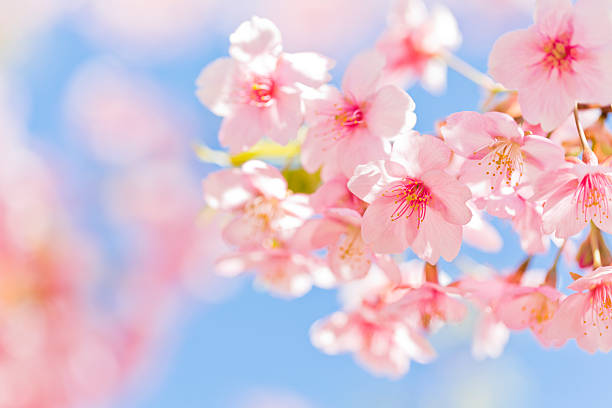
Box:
left=348, top=133, right=472, bottom=262
left=376, top=0, right=462, bottom=93
left=301, top=51, right=416, bottom=180
left=547, top=266, right=612, bottom=352
left=534, top=157, right=612, bottom=239
left=488, top=0, right=612, bottom=130
left=441, top=111, right=564, bottom=191
left=196, top=16, right=333, bottom=153
left=203, top=160, right=313, bottom=249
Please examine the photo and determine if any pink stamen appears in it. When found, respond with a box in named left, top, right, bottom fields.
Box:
left=541, top=31, right=580, bottom=73
left=574, top=172, right=612, bottom=223
left=383, top=177, right=431, bottom=227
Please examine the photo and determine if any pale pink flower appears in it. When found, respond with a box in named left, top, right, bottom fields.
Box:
left=389, top=271, right=467, bottom=332
left=495, top=284, right=562, bottom=346
left=301, top=51, right=416, bottom=180
left=303, top=208, right=401, bottom=283
left=310, top=307, right=435, bottom=378
left=534, top=158, right=612, bottom=239
left=441, top=111, right=564, bottom=192
left=547, top=266, right=612, bottom=352
left=488, top=0, right=612, bottom=130
left=348, top=133, right=472, bottom=263
left=376, top=0, right=462, bottom=93
left=197, top=16, right=333, bottom=153
left=203, top=160, right=313, bottom=249
left=216, top=247, right=330, bottom=298
left=475, top=191, right=549, bottom=254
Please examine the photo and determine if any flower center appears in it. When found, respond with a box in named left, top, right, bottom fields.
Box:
left=477, top=140, right=524, bottom=189
left=335, top=104, right=365, bottom=129
left=574, top=172, right=612, bottom=223
left=383, top=177, right=431, bottom=227
left=541, top=33, right=578, bottom=73
left=248, top=77, right=275, bottom=107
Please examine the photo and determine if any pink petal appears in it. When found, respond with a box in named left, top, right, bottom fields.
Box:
left=202, top=168, right=254, bottom=210
left=195, top=58, right=238, bottom=116
left=488, top=28, right=543, bottom=91
left=361, top=198, right=415, bottom=253
left=241, top=160, right=287, bottom=199
left=367, top=85, right=416, bottom=139
left=229, top=16, right=282, bottom=62
left=522, top=134, right=565, bottom=170
left=219, top=105, right=265, bottom=153
left=341, top=50, right=385, bottom=102
left=391, top=133, right=451, bottom=176
left=263, top=89, right=303, bottom=145
left=541, top=181, right=587, bottom=238
left=422, top=169, right=472, bottom=225
left=348, top=161, right=400, bottom=203
left=276, top=52, right=334, bottom=88
left=411, top=209, right=463, bottom=263
left=338, top=130, right=389, bottom=179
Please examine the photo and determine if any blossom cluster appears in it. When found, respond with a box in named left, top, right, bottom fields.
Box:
left=198, top=0, right=612, bottom=377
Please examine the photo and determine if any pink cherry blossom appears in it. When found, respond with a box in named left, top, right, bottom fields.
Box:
left=488, top=0, right=612, bottom=130
left=547, top=266, right=612, bottom=352
left=348, top=133, right=472, bottom=262
left=376, top=0, right=462, bottom=93
left=475, top=191, right=549, bottom=254
left=203, top=160, right=313, bottom=249
left=302, top=208, right=401, bottom=283
left=216, top=246, right=331, bottom=298
left=495, top=283, right=562, bottom=346
left=197, top=16, right=333, bottom=153
left=534, top=158, right=612, bottom=239
left=301, top=50, right=416, bottom=180
left=441, top=111, right=564, bottom=192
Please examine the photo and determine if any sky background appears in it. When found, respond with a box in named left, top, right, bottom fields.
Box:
left=9, top=0, right=612, bottom=407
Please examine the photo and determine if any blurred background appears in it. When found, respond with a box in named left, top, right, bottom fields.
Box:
left=3, top=0, right=612, bottom=407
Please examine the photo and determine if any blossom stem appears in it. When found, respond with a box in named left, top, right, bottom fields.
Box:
left=438, top=50, right=505, bottom=92
left=424, top=262, right=438, bottom=283
left=573, top=103, right=597, bottom=164
left=590, top=223, right=603, bottom=269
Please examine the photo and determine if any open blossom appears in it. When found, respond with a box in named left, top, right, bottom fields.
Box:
left=547, top=267, right=612, bottom=352
left=203, top=160, right=312, bottom=249
left=475, top=191, right=549, bottom=254
left=216, top=246, right=331, bottom=298
left=488, top=0, right=612, bottom=130
left=533, top=157, right=612, bottom=239
left=348, top=133, right=472, bottom=263
left=388, top=265, right=467, bottom=332
left=302, top=208, right=400, bottom=283
left=310, top=265, right=436, bottom=377
left=301, top=51, right=416, bottom=180
left=441, top=111, right=564, bottom=192
left=496, top=283, right=562, bottom=346
left=310, top=307, right=435, bottom=378
left=196, top=16, right=333, bottom=153
left=376, top=0, right=461, bottom=93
